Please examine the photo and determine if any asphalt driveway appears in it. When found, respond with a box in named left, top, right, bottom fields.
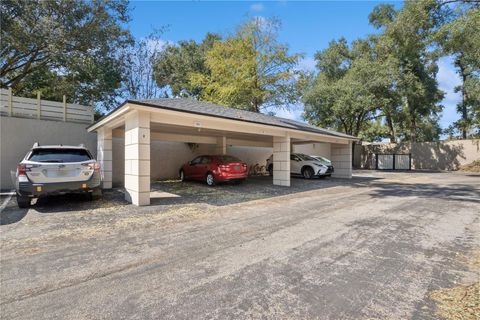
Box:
left=0, top=171, right=479, bottom=319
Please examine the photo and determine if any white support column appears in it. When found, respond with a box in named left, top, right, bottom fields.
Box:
left=273, top=135, right=291, bottom=186
left=97, top=127, right=112, bottom=189
left=214, top=136, right=227, bottom=155
left=125, top=110, right=151, bottom=206
left=331, top=141, right=352, bottom=178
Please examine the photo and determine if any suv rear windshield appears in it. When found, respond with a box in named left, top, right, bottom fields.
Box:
left=217, top=155, right=241, bottom=163
left=28, top=148, right=92, bottom=163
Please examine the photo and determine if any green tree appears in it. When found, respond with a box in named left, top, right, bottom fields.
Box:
left=190, top=17, right=303, bottom=112
left=153, top=33, right=221, bottom=98
left=1, top=0, right=132, bottom=110
left=369, top=0, right=444, bottom=142
left=303, top=37, right=397, bottom=139
left=436, top=5, right=480, bottom=138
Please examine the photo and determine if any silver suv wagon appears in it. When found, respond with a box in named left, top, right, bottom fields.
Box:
left=13, top=143, right=101, bottom=208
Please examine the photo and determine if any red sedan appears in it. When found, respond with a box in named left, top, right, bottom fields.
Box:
left=179, top=155, right=248, bottom=186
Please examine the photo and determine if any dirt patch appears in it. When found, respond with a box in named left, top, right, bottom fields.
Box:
left=459, top=160, right=480, bottom=173
left=430, top=252, right=480, bottom=320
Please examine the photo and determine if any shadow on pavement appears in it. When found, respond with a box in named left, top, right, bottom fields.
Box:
left=149, top=175, right=380, bottom=207
left=367, top=182, right=480, bottom=203
left=0, top=207, right=28, bottom=225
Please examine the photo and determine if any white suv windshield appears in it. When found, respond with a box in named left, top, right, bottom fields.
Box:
left=296, top=154, right=317, bottom=161
left=28, top=149, right=92, bottom=163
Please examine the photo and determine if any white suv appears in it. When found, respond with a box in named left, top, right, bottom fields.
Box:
left=13, top=143, right=101, bottom=208
left=266, top=153, right=334, bottom=179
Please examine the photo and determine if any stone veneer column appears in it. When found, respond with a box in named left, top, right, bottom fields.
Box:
left=124, top=110, right=151, bottom=205
left=273, top=135, right=291, bottom=186
left=97, top=127, right=112, bottom=189
left=331, top=141, right=352, bottom=178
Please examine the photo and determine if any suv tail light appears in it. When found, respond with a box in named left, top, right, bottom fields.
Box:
left=17, top=164, right=27, bottom=176
left=83, top=162, right=101, bottom=172
left=91, top=163, right=101, bottom=172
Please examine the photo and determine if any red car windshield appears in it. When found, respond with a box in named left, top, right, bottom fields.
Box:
left=217, top=155, right=242, bottom=163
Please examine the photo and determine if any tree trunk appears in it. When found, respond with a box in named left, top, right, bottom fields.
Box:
left=457, top=57, right=468, bottom=139
left=385, top=112, right=396, bottom=143
left=407, top=99, right=417, bottom=142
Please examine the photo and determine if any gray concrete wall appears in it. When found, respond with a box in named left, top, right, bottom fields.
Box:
left=0, top=116, right=97, bottom=190
left=359, top=139, right=480, bottom=170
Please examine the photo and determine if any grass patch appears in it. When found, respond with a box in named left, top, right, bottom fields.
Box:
left=430, top=253, right=480, bottom=320
left=458, top=160, right=480, bottom=173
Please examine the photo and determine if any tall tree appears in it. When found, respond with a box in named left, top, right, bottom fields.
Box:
left=122, top=31, right=167, bottom=100
left=303, top=38, right=396, bottom=139
left=369, top=0, right=444, bottom=142
left=190, top=17, right=303, bottom=112
left=153, top=33, right=220, bottom=98
left=0, top=0, right=132, bottom=110
left=436, top=4, right=480, bottom=138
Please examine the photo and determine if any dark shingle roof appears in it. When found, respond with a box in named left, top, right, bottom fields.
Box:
left=117, top=98, right=356, bottom=140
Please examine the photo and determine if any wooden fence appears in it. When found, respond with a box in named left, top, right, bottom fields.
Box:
left=0, top=88, right=94, bottom=124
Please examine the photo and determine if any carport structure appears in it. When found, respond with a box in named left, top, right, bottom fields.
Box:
left=88, top=99, right=357, bottom=205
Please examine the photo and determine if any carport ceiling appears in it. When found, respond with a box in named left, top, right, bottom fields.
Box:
left=113, top=122, right=274, bottom=143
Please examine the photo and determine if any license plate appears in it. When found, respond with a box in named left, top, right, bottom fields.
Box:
left=234, top=165, right=240, bottom=171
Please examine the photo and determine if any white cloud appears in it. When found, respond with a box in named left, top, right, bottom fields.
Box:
left=250, top=3, right=264, bottom=12
left=437, top=56, right=462, bottom=129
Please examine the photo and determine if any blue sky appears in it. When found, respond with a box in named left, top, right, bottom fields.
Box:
left=128, top=1, right=461, bottom=132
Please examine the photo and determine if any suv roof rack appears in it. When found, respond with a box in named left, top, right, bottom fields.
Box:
left=32, top=142, right=39, bottom=148
left=79, top=143, right=85, bottom=148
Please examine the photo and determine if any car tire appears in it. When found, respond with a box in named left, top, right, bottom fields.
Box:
left=16, top=194, right=30, bottom=208
left=179, top=170, right=185, bottom=182
left=86, top=192, right=93, bottom=201
left=268, top=165, right=273, bottom=176
left=302, top=167, right=314, bottom=179
left=206, top=172, right=215, bottom=186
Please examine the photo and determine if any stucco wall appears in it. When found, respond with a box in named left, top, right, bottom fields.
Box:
left=0, top=116, right=97, bottom=189
left=360, top=139, right=480, bottom=170
left=112, top=138, right=273, bottom=186
left=293, top=143, right=331, bottom=159
left=110, top=140, right=335, bottom=186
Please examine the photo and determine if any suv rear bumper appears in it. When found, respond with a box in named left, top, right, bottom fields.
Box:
left=17, top=173, right=101, bottom=197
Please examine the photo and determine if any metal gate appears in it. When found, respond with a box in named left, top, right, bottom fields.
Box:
left=375, top=154, right=411, bottom=170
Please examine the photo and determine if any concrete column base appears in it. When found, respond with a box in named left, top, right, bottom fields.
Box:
left=125, top=110, right=151, bottom=206
left=273, top=135, right=291, bottom=186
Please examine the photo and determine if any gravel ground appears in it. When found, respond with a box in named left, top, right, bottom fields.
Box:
left=0, top=171, right=479, bottom=319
